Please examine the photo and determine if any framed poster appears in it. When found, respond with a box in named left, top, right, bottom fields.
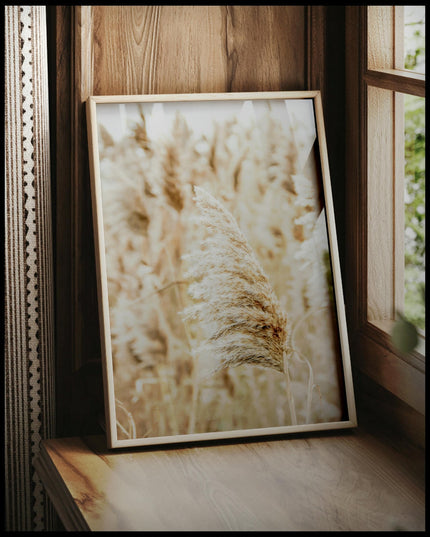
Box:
left=86, top=91, right=357, bottom=448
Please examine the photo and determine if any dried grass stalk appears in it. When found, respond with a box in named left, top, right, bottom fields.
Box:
left=182, top=186, right=299, bottom=424
left=183, top=186, right=293, bottom=374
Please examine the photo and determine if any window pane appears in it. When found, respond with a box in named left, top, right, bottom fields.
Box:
left=404, top=93, right=425, bottom=332
left=404, top=5, right=425, bottom=74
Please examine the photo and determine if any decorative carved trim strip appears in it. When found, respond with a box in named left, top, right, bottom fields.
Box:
left=4, top=5, right=55, bottom=531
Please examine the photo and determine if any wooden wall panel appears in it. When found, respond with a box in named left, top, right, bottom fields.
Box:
left=90, top=6, right=227, bottom=95
left=50, top=5, right=324, bottom=437
left=88, top=6, right=306, bottom=96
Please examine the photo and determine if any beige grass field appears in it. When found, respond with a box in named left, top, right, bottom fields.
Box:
left=96, top=98, right=345, bottom=441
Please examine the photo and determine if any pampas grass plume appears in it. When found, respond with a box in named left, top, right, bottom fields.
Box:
left=183, top=186, right=292, bottom=375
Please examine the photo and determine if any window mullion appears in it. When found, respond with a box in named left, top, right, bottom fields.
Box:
left=394, top=91, right=405, bottom=315
left=367, top=86, right=395, bottom=323
left=394, top=5, right=404, bottom=70
left=364, top=69, right=425, bottom=97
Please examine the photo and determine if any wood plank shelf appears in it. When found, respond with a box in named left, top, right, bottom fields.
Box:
left=34, top=428, right=425, bottom=532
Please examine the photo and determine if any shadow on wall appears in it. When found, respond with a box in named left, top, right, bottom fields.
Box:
left=62, top=359, right=105, bottom=436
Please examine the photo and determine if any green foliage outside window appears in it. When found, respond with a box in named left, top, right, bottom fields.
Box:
left=404, top=94, right=425, bottom=332
left=403, top=13, right=425, bottom=333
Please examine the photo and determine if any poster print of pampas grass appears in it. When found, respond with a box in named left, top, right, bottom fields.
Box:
left=96, top=98, right=344, bottom=440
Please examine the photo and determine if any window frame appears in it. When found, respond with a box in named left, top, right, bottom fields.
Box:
left=345, top=6, right=425, bottom=416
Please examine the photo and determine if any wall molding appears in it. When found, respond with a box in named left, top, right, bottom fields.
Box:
left=4, top=5, right=55, bottom=531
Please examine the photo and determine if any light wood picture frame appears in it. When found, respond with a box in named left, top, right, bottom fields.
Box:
left=86, top=91, right=357, bottom=449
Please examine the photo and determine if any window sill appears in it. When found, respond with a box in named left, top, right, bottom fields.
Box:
left=34, top=431, right=425, bottom=531
left=369, top=319, right=425, bottom=367
left=352, top=321, right=425, bottom=415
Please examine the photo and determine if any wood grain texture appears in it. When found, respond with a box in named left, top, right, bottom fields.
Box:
left=367, top=86, right=395, bottom=321
left=307, top=6, right=326, bottom=101
left=36, top=431, right=425, bottom=531
left=367, top=6, right=395, bottom=70
left=89, top=6, right=306, bottom=95
left=364, top=68, right=426, bottom=97
left=394, top=91, right=405, bottom=312
left=34, top=452, right=89, bottom=531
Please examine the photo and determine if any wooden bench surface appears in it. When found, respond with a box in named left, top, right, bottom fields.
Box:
left=34, top=428, right=425, bottom=531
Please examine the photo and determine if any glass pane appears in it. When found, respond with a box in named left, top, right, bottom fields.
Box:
left=404, top=93, right=425, bottom=332
left=404, top=5, right=425, bottom=74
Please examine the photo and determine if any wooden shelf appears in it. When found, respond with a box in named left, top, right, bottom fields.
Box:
left=34, top=428, right=425, bottom=531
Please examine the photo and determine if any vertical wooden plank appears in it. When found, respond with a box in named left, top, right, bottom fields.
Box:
left=393, top=7, right=405, bottom=313
left=47, top=6, right=74, bottom=437
left=217, top=5, right=306, bottom=92
left=366, top=6, right=399, bottom=322
left=345, top=6, right=368, bottom=333
left=72, top=6, right=100, bottom=372
left=307, top=6, right=326, bottom=100
left=154, top=6, right=229, bottom=93
left=91, top=6, right=163, bottom=95
left=394, top=92, right=405, bottom=313
left=367, top=6, right=395, bottom=70
left=393, top=6, right=405, bottom=70
left=367, top=86, right=395, bottom=321
left=48, top=6, right=105, bottom=437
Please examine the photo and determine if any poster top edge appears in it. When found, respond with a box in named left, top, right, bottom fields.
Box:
left=87, top=90, right=321, bottom=105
